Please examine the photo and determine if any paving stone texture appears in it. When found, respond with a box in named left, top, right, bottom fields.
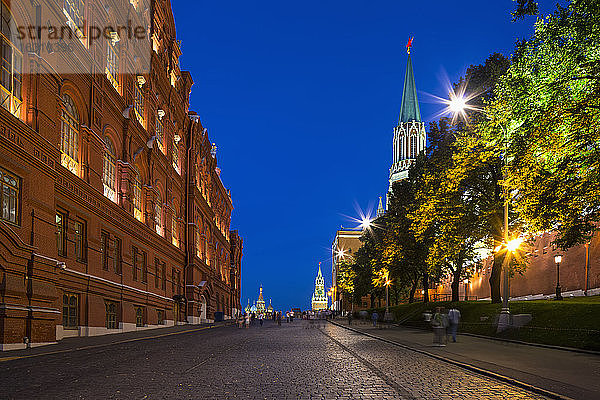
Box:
left=0, top=321, right=549, bottom=399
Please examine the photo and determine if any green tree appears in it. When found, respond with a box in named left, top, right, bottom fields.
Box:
left=490, top=0, right=600, bottom=249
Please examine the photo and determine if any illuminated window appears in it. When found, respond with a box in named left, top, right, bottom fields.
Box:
left=0, top=2, right=22, bottom=118
left=133, top=168, right=142, bottom=221
left=133, top=81, right=145, bottom=126
left=63, top=0, right=84, bottom=29
left=103, top=136, right=117, bottom=202
left=0, top=166, right=19, bottom=224
left=171, top=214, right=178, bottom=247
left=155, top=113, right=164, bottom=153
left=410, top=136, right=417, bottom=159
left=172, top=139, right=180, bottom=174
left=154, top=197, right=163, bottom=236
left=105, top=301, right=118, bottom=329
left=62, top=293, right=78, bottom=328
left=106, top=35, right=120, bottom=91
left=60, top=94, right=80, bottom=176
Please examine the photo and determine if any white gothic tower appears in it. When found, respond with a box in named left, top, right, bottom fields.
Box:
left=388, top=40, right=426, bottom=193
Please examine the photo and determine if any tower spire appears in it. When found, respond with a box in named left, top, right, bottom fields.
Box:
left=398, top=38, right=421, bottom=123
left=376, top=196, right=385, bottom=218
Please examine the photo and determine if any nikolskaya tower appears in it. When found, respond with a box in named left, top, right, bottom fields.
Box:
left=388, top=38, right=426, bottom=193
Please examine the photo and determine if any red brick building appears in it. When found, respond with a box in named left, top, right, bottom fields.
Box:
left=0, top=0, right=242, bottom=350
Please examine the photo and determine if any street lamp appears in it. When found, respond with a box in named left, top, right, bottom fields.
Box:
left=447, top=94, right=521, bottom=330
left=554, top=254, right=563, bottom=300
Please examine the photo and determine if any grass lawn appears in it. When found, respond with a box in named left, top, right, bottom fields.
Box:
left=365, top=295, right=600, bottom=351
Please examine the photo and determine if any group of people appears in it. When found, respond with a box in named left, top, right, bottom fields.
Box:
left=429, top=306, right=461, bottom=345
left=237, top=311, right=296, bottom=328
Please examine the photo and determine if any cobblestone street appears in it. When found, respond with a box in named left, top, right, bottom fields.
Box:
left=0, top=321, right=549, bottom=399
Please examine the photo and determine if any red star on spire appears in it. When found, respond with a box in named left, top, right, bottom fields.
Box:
left=406, top=37, right=414, bottom=54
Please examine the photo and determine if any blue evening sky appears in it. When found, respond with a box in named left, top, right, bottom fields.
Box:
left=171, top=1, right=558, bottom=311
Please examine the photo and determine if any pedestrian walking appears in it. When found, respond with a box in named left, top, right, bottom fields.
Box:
left=245, top=313, right=251, bottom=328
left=348, top=312, right=353, bottom=326
left=371, top=311, right=379, bottom=327
left=277, top=312, right=282, bottom=326
left=431, top=307, right=448, bottom=346
left=448, top=307, right=461, bottom=342
left=259, top=314, right=264, bottom=326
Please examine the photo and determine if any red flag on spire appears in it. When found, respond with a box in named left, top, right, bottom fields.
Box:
left=406, top=37, right=414, bottom=54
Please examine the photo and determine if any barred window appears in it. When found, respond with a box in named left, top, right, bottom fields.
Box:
left=0, top=166, right=19, bottom=224
left=106, top=36, right=120, bottom=91
left=62, top=293, right=78, bottom=328
left=133, top=81, right=145, bottom=126
left=133, top=168, right=142, bottom=221
left=56, top=211, right=67, bottom=257
left=105, top=301, right=118, bottom=329
left=0, top=1, right=22, bottom=118
left=113, top=236, right=122, bottom=275
left=60, top=94, right=80, bottom=176
left=141, top=250, right=147, bottom=283
left=101, top=231, right=109, bottom=270
left=74, top=220, right=86, bottom=263
left=63, top=0, right=84, bottom=29
left=103, top=136, right=117, bottom=202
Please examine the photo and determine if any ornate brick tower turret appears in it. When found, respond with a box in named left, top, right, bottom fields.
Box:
left=312, top=263, right=328, bottom=311
left=389, top=38, right=426, bottom=192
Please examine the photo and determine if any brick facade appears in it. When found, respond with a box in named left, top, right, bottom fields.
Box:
left=435, top=232, right=600, bottom=301
left=0, top=0, right=242, bottom=350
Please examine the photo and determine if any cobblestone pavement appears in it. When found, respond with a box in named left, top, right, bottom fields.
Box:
left=0, top=320, right=549, bottom=399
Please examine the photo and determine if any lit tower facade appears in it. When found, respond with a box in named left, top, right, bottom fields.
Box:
left=312, top=263, right=328, bottom=311
left=256, top=285, right=266, bottom=315
left=389, top=38, right=426, bottom=192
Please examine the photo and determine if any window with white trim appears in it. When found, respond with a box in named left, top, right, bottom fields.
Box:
left=103, top=136, right=117, bottom=202
left=60, top=94, right=80, bottom=176
left=0, top=1, right=22, bottom=118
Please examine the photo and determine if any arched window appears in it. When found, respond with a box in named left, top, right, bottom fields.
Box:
left=0, top=2, right=22, bottom=118
left=61, top=94, right=80, bottom=176
left=154, top=194, right=163, bottom=236
left=133, top=168, right=143, bottom=221
left=103, top=136, right=117, bottom=202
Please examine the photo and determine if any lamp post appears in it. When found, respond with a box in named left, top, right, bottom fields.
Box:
left=447, top=95, right=522, bottom=331
left=385, top=279, right=390, bottom=314
left=554, top=254, right=563, bottom=300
